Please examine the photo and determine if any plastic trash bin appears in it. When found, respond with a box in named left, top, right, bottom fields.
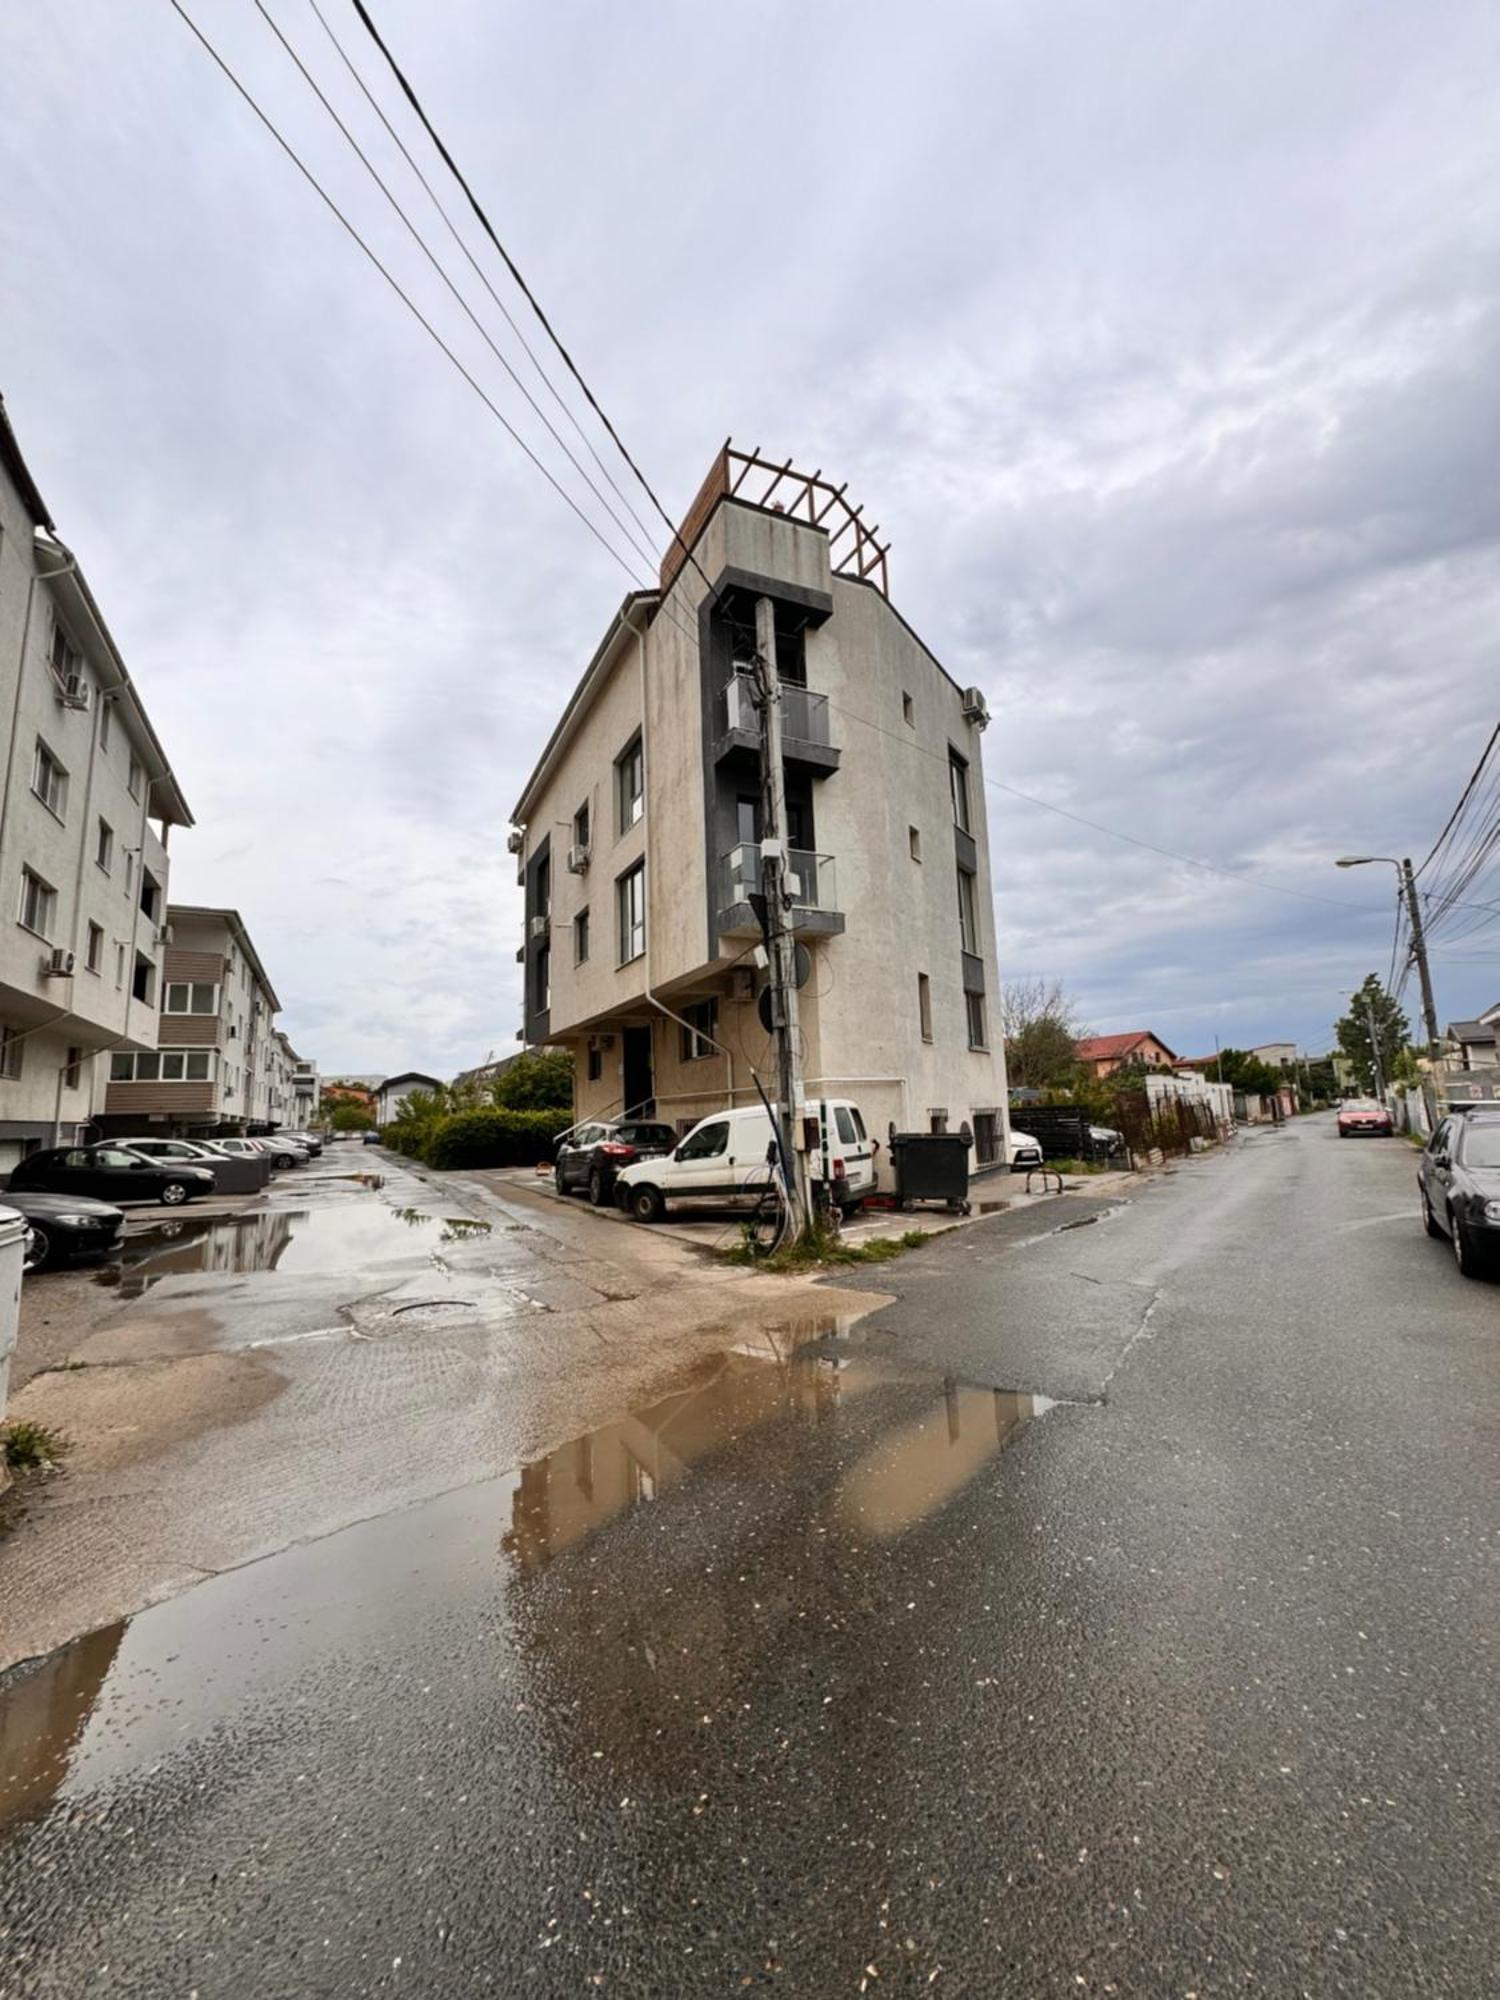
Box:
left=889, top=1132, right=972, bottom=1213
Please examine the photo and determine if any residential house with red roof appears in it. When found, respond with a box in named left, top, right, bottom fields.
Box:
left=1074, top=1030, right=1179, bottom=1078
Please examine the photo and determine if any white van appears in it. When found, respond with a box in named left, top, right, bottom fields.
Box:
left=614, top=1098, right=877, bottom=1224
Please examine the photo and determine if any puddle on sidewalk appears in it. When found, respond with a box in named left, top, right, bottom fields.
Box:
left=0, top=1318, right=1055, bottom=1839
left=94, top=1206, right=492, bottom=1296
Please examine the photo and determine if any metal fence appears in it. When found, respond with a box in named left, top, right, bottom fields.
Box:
left=1113, top=1090, right=1220, bottom=1164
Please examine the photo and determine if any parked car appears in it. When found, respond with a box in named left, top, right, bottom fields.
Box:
left=555, top=1118, right=679, bottom=1206
left=1418, top=1109, right=1500, bottom=1278
left=362, top=1129, right=382, bottom=1145
left=1007, top=1128, right=1044, bottom=1172
left=4, top=1190, right=126, bottom=1270
left=213, top=1136, right=306, bottom=1170
left=6, top=1144, right=214, bottom=1207
left=281, top=1130, right=324, bottom=1156
left=614, top=1099, right=876, bottom=1224
left=253, top=1137, right=310, bottom=1169
left=1337, top=1098, right=1393, bottom=1137
left=113, top=1137, right=225, bottom=1167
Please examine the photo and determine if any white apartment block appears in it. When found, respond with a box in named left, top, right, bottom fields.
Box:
left=100, top=905, right=287, bottom=1137
left=510, top=447, right=1013, bottom=1176
left=0, top=397, right=192, bottom=1173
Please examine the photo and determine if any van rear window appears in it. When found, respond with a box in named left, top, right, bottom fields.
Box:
left=834, top=1106, right=858, bottom=1145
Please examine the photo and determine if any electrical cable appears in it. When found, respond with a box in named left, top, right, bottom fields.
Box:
left=248, top=0, right=665, bottom=581
left=301, top=0, right=663, bottom=563
left=346, top=0, right=719, bottom=600
left=167, top=0, right=660, bottom=602
left=1414, top=719, right=1500, bottom=878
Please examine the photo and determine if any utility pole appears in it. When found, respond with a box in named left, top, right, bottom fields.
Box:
left=1400, top=856, right=1441, bottom=1054
left=753, top=597, right=810, bottom=1236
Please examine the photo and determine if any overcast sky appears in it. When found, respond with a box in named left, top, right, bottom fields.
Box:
left=3, top=0, right=1497, bottom=1073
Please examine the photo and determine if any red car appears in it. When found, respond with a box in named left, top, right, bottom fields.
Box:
left=1337, top=1099, right=1393, bottom=1137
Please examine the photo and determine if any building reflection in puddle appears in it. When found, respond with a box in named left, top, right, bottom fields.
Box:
left=0, top=1622, right=124, bottom=1832
left=504, top=1327, right=1052, bottom=1572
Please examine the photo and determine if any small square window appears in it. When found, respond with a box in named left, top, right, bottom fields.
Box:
left=86, top=921, right=104, bottom=973
left=902, top=692, right=914, bottom=727
left=128, top=755, right=144, bottom=801
left=32, top=740, right=68, bottom=819
left=909, top=826, right=922, bottom=863
left=679, top=999, right=717, bottom=1062
left=0, top=1025, right=24, bottom=1082
left=110, top=1052, right=133, bottom=1081
left=587, top=1046, right=603, bottom=1083
left=574, top=907, right=590, bottom=965
left=965, top=990, right=987, bottom=1050
left=18, top=867, right=57, bottom=939
left=96, top=819, right=113, bottom=873
left=615, top=734, right=644, bottom=835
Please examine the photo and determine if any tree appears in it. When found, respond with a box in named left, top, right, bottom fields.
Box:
left=1002, top=977, right=1085, bottom=1092
left=329, top=1102, right=375, bottom=1132
left=491, top=1047, right=574, bottom=1113
left=1211, top=1048, right=1285, bottom=1097
left=1334, top=976, right=1411, bottom=1094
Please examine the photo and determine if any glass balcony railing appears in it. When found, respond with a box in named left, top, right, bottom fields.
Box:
left=721, top=672, right=832, bottom=748
left=722, top=843, right=838, bottom=917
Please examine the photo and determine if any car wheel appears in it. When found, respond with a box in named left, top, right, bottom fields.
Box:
left=629, top=1185, right=665, bottom=1224
left=23, top=1223, right=53, bottom=1272
left=1422, top=1189, right=1443, bottom=1239
left=554, top=1163, right=567, bottom=1193
left=159, top=1180, right=190, bottom=1206
left=588, top=1166, right=609, bottom=1207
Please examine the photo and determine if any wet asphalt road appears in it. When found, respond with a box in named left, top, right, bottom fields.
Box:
left=1, top=1116, right=1495, bottom=1996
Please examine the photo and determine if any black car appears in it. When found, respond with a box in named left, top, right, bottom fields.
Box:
left=7, top=1144, right=215, bottom=1208
left=1418, top=1110, right=1500, bottom=1278
left=3, top=1190, right=126, bottom=1271
left=554, top=1118, right=679, bottom=1206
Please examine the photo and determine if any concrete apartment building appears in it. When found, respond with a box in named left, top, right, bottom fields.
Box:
left=100, top=905, right=287, bottom=1137
left=0, top=397, right=192, bottom=1172
left=510, top=446, right=1012, bottom=1173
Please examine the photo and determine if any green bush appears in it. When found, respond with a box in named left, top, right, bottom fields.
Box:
left=421, top=1107, right=572, bottom=1170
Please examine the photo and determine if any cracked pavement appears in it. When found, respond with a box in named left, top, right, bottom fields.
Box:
left=1, top=1117, right=1497, bottom=1997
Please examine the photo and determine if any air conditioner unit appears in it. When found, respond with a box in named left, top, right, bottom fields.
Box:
left=505, top=828, right=526, bottom=855
left=566, top=843, right=591, bottom=875
left=45, top=947, right=75, bottom=977
left=732, top=968, right=756, bottom=1002
left=528, top=915, right=550, bottom=940
left=58, top=673, right=91, bottom=711
left=156, top=923, right=174, bottom=946
left=960, top=686, right=990, bottom=729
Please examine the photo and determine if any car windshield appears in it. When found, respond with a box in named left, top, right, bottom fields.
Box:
left=1460, top=1122, right=1500, bottom=1167
left=617, top=1124, right=675, bottom=1146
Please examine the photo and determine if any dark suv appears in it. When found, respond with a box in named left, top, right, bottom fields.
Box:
left=1418, top=1109, right=1500, bottom=1278
left=555, top=1119, right=679, bottom=1207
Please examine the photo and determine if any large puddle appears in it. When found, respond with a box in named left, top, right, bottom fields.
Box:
left=0, top=1322, right=1055, bottom=1836
left=93, top=1206, right=492, bottom=1296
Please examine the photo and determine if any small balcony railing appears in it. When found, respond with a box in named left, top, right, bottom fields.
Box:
left=722, top=843, right=839, bottom=919
left=721, top=672, right=833, bottom=750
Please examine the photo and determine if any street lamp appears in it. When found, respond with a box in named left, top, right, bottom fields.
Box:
left=1333, top=853, right=1439, bottom=1052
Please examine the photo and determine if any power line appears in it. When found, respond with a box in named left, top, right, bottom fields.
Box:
left=301, top=0, right=662, bottom=562
left=346, top=0, right=717, bottom=600
left=1414, top=718, right=1500, bottom=878
left=247, top=0, right=664, bottom=580
left=168, top=0, right=656, bottom=600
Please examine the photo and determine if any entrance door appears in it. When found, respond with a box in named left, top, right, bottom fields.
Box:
left=622, top=1025, right=654, bottom=1117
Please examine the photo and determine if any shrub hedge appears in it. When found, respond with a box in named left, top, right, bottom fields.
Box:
left=417, top=1106, right=572, bottom=1171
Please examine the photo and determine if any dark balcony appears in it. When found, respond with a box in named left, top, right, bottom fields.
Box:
left=712, top=672, right=841, bottom=777
left=717, top=843, right=845, bottom=942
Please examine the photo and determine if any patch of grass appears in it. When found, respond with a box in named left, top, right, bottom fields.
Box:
left=3, top=1421, right=72, bottom=1471
left=1046, top=1156, right=1114, bottom=1175
left=720, top=1223, right=938, bottom=1272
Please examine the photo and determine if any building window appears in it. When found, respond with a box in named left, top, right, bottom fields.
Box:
left=957, top=868, right=979, bottom=954
left=617, top=860, right=646, bottom=963
left=114, top=942, right=126, bottom=988
left=918, top=973, right=933, bottom=1043
left=679, top=999, right=717, bottom=1062
left=140, top=871, right=161, bottom=924
left=127, top=754, right=144, bottom=801
left=902, top=691, right=915, bottom=727
left=574, top=799, right=591, bottom=853
left=99, top=699, right=112, bottom=752
left=63, top=1046, right=84, bottom=1090
left=96, top=819, right=113, bottom=873
left=32, top=740, right=68, bottom=819
left=587, top=1045, right=603, bottom=1083
left=966, top=990, right=987, bottom=1050
left=18, top=867, right=57, bottom=939
left=49, top=622, right=81, bottom=684
left=974, top=1111, right=1000, bottom=1165
left=86, top=921, right=104, bottom=973
left=534, top=852, right=550, bottom=919
left=615, top=733, right=644, bottom=833
left=0, top=1024, right=22, bottom=1082
left=949, top=750, right=971, bottom=834
left=112, top=1050, right=215, bottom=1082
left=574, top=907, right=590, bottom=965
left=132, top=953, right=155, bottom=1005
left=125, top=852, right=135, bottom=894
left=533, top=943, right=550, bottom=1015
left=165, top=981, right=219, bottom=1014
left=909, top=826, right=922, bottom=863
